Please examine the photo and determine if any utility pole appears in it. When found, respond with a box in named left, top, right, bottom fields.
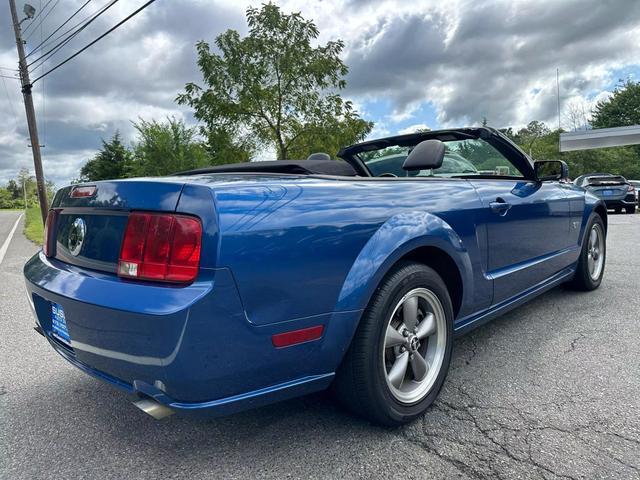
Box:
left=23, top=175, right=27, bottom=210
left=9, top=0, right=49, bottom=223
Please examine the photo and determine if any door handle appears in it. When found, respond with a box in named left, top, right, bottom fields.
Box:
left=489, top=198, right=511, bottom=216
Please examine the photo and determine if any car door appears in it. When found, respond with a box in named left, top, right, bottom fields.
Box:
left=470, top=179, right=572, bottom=304
left=433, top=136, right=572, bottom=305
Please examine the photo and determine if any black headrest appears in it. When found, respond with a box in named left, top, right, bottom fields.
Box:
left=307, top=152, right=331, bottom=161
left=402, top=139, right=445, bottom=171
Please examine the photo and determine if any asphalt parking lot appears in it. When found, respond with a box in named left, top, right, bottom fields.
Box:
left=1, top=209, right=639, bottom=480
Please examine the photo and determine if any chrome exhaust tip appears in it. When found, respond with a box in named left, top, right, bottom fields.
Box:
left=133, top=398, right=175, bottom=420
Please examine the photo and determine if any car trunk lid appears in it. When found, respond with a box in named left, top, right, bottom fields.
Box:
left=50, top=180, right=185, bottom=273
left=585, top=176, right=629, bottom=197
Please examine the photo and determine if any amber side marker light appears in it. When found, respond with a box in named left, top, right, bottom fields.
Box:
left=272, top=325, right=324, bottom=348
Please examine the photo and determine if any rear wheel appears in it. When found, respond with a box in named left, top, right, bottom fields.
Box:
left=614, top=207, right=622, bottom=214
left=626, top=206, right=636, bottom=214
left=568, top=214, right=606, bottom=291
left=334, top=262, right=453, bottom=426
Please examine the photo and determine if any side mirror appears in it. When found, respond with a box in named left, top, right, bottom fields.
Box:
left=402, top=139, right=445, bottom=171
left=534, top=160, right=568, bottom=182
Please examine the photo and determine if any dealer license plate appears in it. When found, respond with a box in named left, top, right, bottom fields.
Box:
left=51, top=302, right=71, bottom=346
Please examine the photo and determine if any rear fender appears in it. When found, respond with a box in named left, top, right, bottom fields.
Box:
left=334, top=211, right=473, bottom=315
left=580, top=196, right=607, bottom=244
left=176, top=184, right=220, bottom=269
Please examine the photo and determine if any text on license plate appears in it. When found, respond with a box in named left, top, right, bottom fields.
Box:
left=51, top=302, right=71, bottom=346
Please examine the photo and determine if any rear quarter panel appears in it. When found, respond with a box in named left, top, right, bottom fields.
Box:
left=206, top=175, right=489, bottom=327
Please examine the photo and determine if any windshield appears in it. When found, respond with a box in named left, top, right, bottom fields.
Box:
left=359, top=139, right=524, bottom=178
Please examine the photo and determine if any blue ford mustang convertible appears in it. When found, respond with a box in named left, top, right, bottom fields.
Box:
left=24, top=127, right=607, bottom=425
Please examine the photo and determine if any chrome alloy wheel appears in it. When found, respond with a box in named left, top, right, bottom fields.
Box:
left=587, top=223, right=604, bottom=281
left=383, top=288, right=447, bottom=404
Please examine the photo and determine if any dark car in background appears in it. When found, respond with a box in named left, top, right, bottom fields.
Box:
left=574, top=173, right=636, bottom=214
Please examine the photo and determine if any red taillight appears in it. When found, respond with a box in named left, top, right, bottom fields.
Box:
left=118, top=212, right=202, bottom=283
left=70, top=185, right=96, bottom=198
left=272, top=325, right=324, bottom=348
left=43, top=209, right=58, bottom=257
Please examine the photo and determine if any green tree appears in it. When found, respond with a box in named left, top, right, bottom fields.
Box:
left=6, top=179, right=21, bottom=199
left=177, top=3, right=372, bottom=161
left=0, top=168, right=54, bottom=208
left=0, top=188, right=14, bottom=208
left=498, top=127, right=515, bottom=141
left=205, top=127, right=254, bottom=165
left=286, top=102, right=372, bottom=159
left=130, top=117, right=210, bottom=176
left=80, top=133, right=132, bottom=181
left=592, top=80, right=640, bottom=128
left=514, top=121, right=551, bottom=157
left=8, top=169, right=37, bottom=206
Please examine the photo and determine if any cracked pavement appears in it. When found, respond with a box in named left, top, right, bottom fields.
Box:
left=1, top=211, right=639, bottom=479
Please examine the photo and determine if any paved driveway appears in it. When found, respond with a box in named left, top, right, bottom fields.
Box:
left=1, top=212, right=639, bottom=479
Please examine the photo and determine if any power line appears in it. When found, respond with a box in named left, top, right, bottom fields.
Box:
left=32, top=0, right=158, bottom=84
left=1, top=54, right=18, bottom=116
left=1, top=74, right=19, bottom=121
left=0, top=74, right=20, bottom=80
left=26, top=0, right=111, bottom=59
left=26, top=0, right=93, bottom=58
left=27, top=0, right=119, bottom=71
left=2, top=82, right=17, bottom=117
left=22, top=0, right=55, bottom=33
left=27, top=1, right=119, bottom=73
left=24, top=0, right=61, bottom=42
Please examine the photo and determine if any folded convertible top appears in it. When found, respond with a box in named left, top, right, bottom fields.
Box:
left=175, top=159, right=358, bottom=177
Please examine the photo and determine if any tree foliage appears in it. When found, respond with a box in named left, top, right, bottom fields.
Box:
left=78, top=119, right=212, bottom=182
left=592, top=80, right=640, bottom=128
left=79, top=133, right=132, bottom=182
left=177, top=3, right=372, bottom=160
left=513, top=121, right=551, bottom=155
left=130, top=117, right=210, bottom=176
left=0, top=168, right=55, bottom=209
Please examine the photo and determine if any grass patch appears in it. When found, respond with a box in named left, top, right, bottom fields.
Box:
left=24, top=206, right=44, bottom=245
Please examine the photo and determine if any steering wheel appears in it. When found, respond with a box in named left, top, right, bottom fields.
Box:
left=378, top=173, right=398, bottom=178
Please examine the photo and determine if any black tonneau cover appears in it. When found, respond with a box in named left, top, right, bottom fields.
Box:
left=174, top=159, right=357, bottom=177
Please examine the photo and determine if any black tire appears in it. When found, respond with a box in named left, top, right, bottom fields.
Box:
left=626, top=206, right=636, bottom=214
left=614, top=207, right=622, bottom=214
left=568, top=214, right=606, bottom=291
left=333, top=262, right=454, bottom=426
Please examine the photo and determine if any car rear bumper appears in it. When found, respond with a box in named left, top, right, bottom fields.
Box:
left=24, top=252, right=356, bottom=416
left=603, top=198, right=636, bottom=208
left=36, top=328, right=333, bottom=416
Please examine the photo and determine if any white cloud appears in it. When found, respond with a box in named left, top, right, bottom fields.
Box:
left=398, top=123, right=431, bottom=135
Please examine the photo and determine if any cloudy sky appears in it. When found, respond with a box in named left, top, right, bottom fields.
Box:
left=1, top=0, right=639, bottom=186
